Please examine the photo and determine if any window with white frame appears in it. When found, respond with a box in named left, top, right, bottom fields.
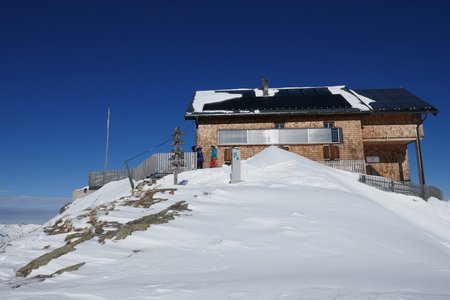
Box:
left=323, top=121, right=335, bottom=128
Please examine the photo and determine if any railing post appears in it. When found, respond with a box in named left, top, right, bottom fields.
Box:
left=125, top=160, right=134, bottom=190
left=420, top=184, right=427, bottom=201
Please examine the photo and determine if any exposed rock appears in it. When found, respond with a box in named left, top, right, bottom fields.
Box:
left=100, top=201, right=190, bottom=242
left=94, top=226, right=104, bottom=234
left=15, top=186, right=189, bottom=281
left=13, top=262, right=86, bottom=288
left=123, top=188, right=176, bottom=208
left=44, top=219, right=73, bottom=235
left=16, top=231, right=94, bottom=277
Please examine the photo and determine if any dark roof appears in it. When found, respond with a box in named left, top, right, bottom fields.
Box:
left=203, top=94, right=355, bottom=112
left=185, top=86, right=438, bottom=119
left=353, top=88, right=438, bottom=113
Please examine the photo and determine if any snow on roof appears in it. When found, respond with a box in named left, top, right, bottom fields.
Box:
left=192, top=90, right=243, bottom=113
left=328, top=86, right=374, bottom=111
left=350, top=89, right=376, bottom=108
left=190, top=85, right=372, bottom=113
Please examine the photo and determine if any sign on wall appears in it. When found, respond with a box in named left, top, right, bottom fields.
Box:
left=366, top=156, right=380, bottom=163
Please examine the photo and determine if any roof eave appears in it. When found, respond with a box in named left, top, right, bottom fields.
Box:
left=185, top=109, right=364, bottom=119
left=370, top=108, right=439, bottom=115
left=185, top=108, right=439, bottom=120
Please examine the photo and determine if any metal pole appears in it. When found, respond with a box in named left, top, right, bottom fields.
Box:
left=415, top=127, right=424, bottom=186
left=125, top=160, right=134, bottom=190
left=105, top=107, right=111, bottom=171
left=123, top=150, right=149, bottom=190
left=415, top=113, right=428, bottom=186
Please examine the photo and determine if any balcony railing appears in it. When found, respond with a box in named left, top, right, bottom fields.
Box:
left=318, top=159, right=366, bottom=174
left=359, top=174, right=444, bottom=201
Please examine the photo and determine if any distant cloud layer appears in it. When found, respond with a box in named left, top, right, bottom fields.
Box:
left=0, top=195, right=70, bottom=225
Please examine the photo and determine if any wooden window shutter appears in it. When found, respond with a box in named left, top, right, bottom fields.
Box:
left=224, top=148, right=232, bottom=162
left=331, top=145, right=340, bottom=160
left=323, top=145, right=331, bottom=160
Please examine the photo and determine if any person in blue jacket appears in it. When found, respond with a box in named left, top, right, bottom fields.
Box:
left=210, top=145, right=218, bottom=168
left=196, top=146, right=204, bottom=169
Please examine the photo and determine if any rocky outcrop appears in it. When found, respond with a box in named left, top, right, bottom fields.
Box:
left=15, top=186, right=189, bottom=280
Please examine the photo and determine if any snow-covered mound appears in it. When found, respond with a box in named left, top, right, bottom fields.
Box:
left=1, top=146, right=450, bottom=299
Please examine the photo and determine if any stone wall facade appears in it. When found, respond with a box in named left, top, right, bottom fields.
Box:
left=194, top=113, right=421, bottom=181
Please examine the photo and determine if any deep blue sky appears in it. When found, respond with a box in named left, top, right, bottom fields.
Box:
left=1, top=0, right=449, bottom=222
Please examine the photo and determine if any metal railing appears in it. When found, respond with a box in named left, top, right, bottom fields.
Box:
left=359, top=174, right=444, bottom=201
left=89, top=152, right=197, bottom=188
left=88, top=169, right=129, bottom=189
left=319, top=160, right=366, bottom=174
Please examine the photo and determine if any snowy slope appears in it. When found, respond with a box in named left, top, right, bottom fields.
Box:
left=1, top=147, right=450, bottom=299
left=0, top=224, right=40, bottom=246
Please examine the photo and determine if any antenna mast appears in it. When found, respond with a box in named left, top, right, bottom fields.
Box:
left=105, top=107, right=111, bottom=171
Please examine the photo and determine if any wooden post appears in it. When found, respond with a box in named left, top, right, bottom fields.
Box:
left=171, top=127, right=184, bottom=185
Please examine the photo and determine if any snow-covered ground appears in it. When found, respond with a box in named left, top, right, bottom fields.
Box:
left=0, top=224, right=40, bottom=246
left=1, top=147, right=449, bottom=299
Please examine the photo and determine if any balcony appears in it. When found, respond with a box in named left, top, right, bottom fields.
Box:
left=362, top=124, right=421, bottom=143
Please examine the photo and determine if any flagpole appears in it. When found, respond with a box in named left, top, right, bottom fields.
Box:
left=105, top=107, right=111, bottom=171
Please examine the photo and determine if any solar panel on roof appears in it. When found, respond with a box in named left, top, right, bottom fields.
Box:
left=315, top=88, right=331, bottom=95
left=354, top=88, right=437, bottom=112
left=275, top=90, right=290, bottom=96
left=216, top=90, right=256, bottom=97
left=203, top=94, right=354, bottom=112
left=288, top=89, right=302, bottom=96
left=301, top=89, right=316, bottom=96
left=188, top=87, right=438, bottom=117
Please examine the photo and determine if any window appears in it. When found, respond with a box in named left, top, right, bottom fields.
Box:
left=274, top=123, right=285, bottom=129
left=218, top=128, right=342, bottom=145
left=323, top=145, right=340, bottom=160
left=324, top=122, right=335, bottom=128
left=331, top=127, right=343, bottom=143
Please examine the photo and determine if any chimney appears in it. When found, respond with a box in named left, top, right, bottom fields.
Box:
left=261, top=78, right=269, bottom=96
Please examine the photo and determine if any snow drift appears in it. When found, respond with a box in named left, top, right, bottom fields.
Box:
left=1, top=146, right=450, bottom=299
